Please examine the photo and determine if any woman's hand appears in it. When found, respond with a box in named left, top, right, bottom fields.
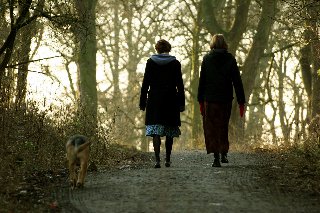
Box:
left=199, top=102, right=204, bottom=116
left=239, top=104, right=245, bottom=117
left=179, top=106, right=185, bottom=112
left=139, top=105, right=146, bottom=111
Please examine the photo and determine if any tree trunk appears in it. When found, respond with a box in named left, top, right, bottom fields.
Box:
left=191, top=3, right=202, bottom=146
left=230, top=0, right=277, bottom=142
left=15, top=15, right=34, bottom=109
left=238, top=0, right=277, bottom=107
left=309, top=24, right=320, bottom=117
left=293, top=68, right=301, bottom=142
left=227, top=0, right=251, bottom=55
left=299, top=43, right=312, bottom=99
left=278, top=52, right=289, bottom=144
left=0, top=0, right=33, bottom=90
left=299, top=42, right=312, bottom=118
left=201, top=0, right=251, bottom=55
left=112, top=1, right=121, bottom=105
left=74, top=0, right=98, bottom=135
left=140, top=134, right=149, bottom=152
left=311, top=40, right=320, bottom=117
left=301, top=0, right=320, bottom=118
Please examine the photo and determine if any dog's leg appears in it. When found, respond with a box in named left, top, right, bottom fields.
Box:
left=68, top=160, right=77, bottom=189
left=77, top=160, right=88, bottom=188
left=66, top=141, right=77, bottom=189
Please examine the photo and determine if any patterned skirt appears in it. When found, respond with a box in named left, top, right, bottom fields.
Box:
left=146, top=124, right=181, bottom=138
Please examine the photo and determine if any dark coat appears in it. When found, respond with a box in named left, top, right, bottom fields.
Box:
left=197, top=49, right=246, bottom=104
left=139, top=57, right=185, bottom=126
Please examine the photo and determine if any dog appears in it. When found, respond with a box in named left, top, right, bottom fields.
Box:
left=66, top=135, right=91, bottom=189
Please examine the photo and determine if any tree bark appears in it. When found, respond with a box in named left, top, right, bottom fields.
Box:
left=112, top=2, right=121, bottom=105
left=15, top=24, right=33, bottom=110
left=74, top=0, right=98, bottom=135
left=240, top=0, right=277, bottom=107
left=190, top=3, right=202, bottom=146
left=230, top=0, right=277, bottom=142
left=278, top=52, right=290, bottom=144
left=227, top=0, right=251, bottom=55
left=309, top=27, right=320, bottom=117
left=300, top=0, right=320, bottom=118
left=0, top=0, right=33, bottom=87
left=201, top=0, right=251, bottom=55
left=299, top=43, right=312, bottom=99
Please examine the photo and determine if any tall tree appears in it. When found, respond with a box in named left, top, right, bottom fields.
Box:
left=0, top=0, right=35, bottom=104
left=176, top=0, right=205, bottom=145
left=284, top=0, right=319, bottom=118
left=306, top=1, right=320, bottom=117
left=74, top=0, right=98, bottom=134
left=189, top=2, right=203, bottom=145
left=201, top=0, right=251, bottom=55
left=15, top=0, right=45, bottom=109
left=0, top=0, right=47, bottom=108
left=230, top=0, right=277, bottom=142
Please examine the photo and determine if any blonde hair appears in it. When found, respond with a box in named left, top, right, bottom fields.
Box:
left=210, top=34, right=228, bottom=50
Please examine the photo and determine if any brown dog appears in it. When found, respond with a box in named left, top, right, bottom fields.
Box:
left=66, top=135, right=91, bottom=189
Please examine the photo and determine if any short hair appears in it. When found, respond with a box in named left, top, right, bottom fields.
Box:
left=210, top=34, right=228, bottom=50
left=155, top=39, right=171, bottom=53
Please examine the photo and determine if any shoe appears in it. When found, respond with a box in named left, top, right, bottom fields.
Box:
left=212, top=159, right=221, bottom=167
left=165, top=157, right=171, bottom=167
left=165, top=161, right=171, bottom=167
left=154, top=161, right=161, bottom=168
left=221, top=154, right=229, bottom=163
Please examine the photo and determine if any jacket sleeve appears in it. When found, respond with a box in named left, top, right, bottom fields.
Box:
left=231, top=58, right=246, bottom=104
left=139, top=60, right=151, bottom=110
left=197, top=58, right=206, bottom=103
left=176, top=61, right=185, bottom=109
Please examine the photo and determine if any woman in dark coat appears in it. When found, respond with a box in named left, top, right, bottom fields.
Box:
left=139, top=39, right=185, bottom=168
left=197, top=34, right=246, bottom=167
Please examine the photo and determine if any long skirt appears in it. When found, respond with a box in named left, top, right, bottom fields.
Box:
left=203, top=102, right=232, bottom=154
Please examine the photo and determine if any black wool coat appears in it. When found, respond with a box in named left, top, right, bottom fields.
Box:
left=197, top=49, right=246, bottom=104
left=139, top=58, right=185, bottom=126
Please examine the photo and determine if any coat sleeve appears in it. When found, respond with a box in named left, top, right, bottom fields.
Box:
left=231, top=58, right=246, bottom=104
left=176, top=61, right=185, bottom=109
left=197, top=57, right=206, bottom=103
left=139, top=60, right=151, bottom=110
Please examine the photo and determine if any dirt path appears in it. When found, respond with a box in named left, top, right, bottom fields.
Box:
left=54, top=151, right=320, bottom=213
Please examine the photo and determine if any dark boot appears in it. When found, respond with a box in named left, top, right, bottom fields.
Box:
left=153, top=136, right=161, bottom=168
left=212, top=153, right=221, bottom=167
left=221, top=153, right=229, bottom=163
left=165, top=137, right=173, bottom=167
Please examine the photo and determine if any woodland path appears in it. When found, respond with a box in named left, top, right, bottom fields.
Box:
left=53, top=151, right=320, bottom=213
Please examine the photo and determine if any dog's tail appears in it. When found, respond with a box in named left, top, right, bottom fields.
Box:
left=75, top=141, right=91, bottom=154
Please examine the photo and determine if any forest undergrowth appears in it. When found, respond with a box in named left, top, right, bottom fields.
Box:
left=243, top=115, right=320, bottom=197
left=0, top=103, right=152, bottom=212
left=251, top=144, right=320, bottom=195
left=1, top=104, right=320, bottom=212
